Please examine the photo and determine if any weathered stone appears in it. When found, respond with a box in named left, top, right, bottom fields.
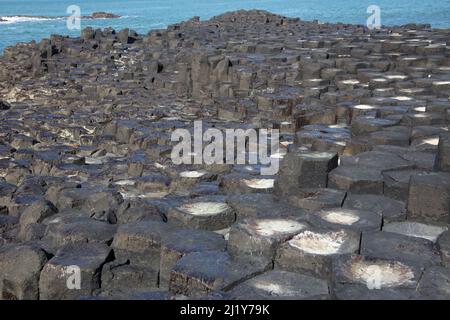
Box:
left=435, top=133, right=450, bottom=171
left=308, top=207, right=382, bottom=232
left=328, top=166, right=384, bottom=194
left=332, top=255, right=422, bottom=291
left=274, top=151, right=338, bottom=196
left=287, top=188, right=346, bottom=210
left=407, top=172, right=450, bottom=223
left=100, top=261, right=159, bottom=293
left=383, top=221, right=447, bottom=243
left=437, top=231, right=450, bottom=267
left=167, top=196, right=235, bottom=231
left=228, top=217, right=309, bottom=259
left=417, top=266, right=450, bottom=300
left=275, top=228, right=360, bottom=279
left=111, top=220, right=175, bottom=269
left=343, top=193, right=406, bottom=223
left=228, top=270, right=329, bottom=300
left=39, top=243, right=112, bottom=300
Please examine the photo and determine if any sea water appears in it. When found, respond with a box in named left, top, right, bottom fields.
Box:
left=1, top=0, right=450, bottom=52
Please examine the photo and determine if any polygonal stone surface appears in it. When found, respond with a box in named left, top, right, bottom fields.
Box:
left=159, top=229, right=227, bottom=288
left=228, top=217, right=309, bottom=259
left=328, top=166, right=383, bottom=195
left=340, top=151, right=412, bottom=172
left=111, top=220, right=175, bottom=269
left=383, top=222, right=447, bottom=243
left=342, top=193, right=406, bottom=223
left=308, top=207, right=382, bottom=232
left=287, top=188, right=346, bottom=210
left=274, top=151, right=338, bottom=195
left=332, top=255, right=422, bottom=292
left=0, top=244, right=48, bottom=300
left=167, top=196, right=235, bottom=231
left=417, top=266, right=450, bottom=300
left=275, top=228, right=360, bottom=278
left=407, top=172, right=450, bottom=223
left=100, top=261, right=159, bottom=294
left=39, top=243, right=112, bottom=300
left=170, top=251, right=271, bottom=298
left=43, top=218, right=116, bottom=249
left=228, top=193, right=306, bottom=220
left=437, top=231, right=450, bottom=267
left=228, top=270, right=329, bottom=300
left=435, top=133, right=450, bottom=171
left=361, top=231, right=441, bottom=268
left=382, top=169, right=430, bottom=201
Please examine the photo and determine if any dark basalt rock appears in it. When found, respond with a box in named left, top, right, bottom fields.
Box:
left=0, top=9, right=449, bottom=300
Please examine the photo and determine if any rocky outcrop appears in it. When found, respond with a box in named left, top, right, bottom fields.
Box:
left=0, top=9, right=449, bottom=300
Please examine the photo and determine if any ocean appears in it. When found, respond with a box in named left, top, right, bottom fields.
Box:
left=1, top=0, right=450, bottom=53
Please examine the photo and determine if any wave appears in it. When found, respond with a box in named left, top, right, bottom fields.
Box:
left=0, top=12, right=121, bottom=24
left=0, top=16, right=62, bottom=24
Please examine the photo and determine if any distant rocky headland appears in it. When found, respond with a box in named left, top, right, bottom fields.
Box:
left=0, top=10, right=449, bottom=300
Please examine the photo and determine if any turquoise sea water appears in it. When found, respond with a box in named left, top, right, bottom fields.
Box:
left=1, top=0, right=450, bottom=52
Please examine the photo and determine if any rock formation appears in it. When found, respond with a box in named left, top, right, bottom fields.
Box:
left=0, top=10, right=449, bottom=300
